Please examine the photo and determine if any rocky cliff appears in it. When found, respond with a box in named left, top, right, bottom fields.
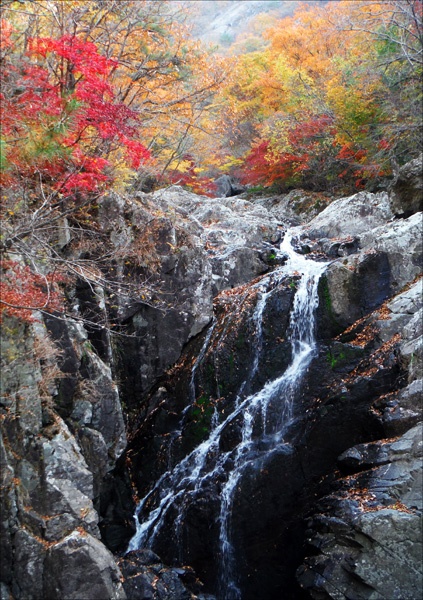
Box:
left=1, top=155, right=422, bottom=599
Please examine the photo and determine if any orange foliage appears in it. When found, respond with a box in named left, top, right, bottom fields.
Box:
left=211, top=0, right=421, bottom=192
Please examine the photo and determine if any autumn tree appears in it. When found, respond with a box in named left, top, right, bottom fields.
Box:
left=1, top=0, right=229, bottom=191
left=342, top=0, right=423, bottom=164
left=0, top=20, right=152, bottom=320
left=210, top=0, right=422, bottom=193
left=0, top=0, right=228, bottom=322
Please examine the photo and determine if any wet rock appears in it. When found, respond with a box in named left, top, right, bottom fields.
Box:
left=306, top=235, right=360, bottom=258
left=119, top=549, right=211, bottom=600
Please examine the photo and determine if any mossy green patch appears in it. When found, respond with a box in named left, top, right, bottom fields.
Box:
left=320, top=276, right=332, bottom=312
left=188, top=394, right=214, bottom=442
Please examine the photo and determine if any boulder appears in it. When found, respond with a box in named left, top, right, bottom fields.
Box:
left=389, top=153, right=423, bottom=216
left=44, top=531, right=126, bottom=600
left=254, top=189, right=332, bottom=225
left=210, top=247, right=269, bottom=294
left=305, top=191, right=393, bottom=239
left=320, top=212, right=422, bottom=334
left=359, top=212, right=422, bottom=289
left=119, top=549, right=210, bottom=600
left=214, top=175, right=245, bottom=197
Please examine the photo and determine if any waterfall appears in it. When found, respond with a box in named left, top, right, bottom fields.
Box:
left=127, top=227, right=328, bottom=598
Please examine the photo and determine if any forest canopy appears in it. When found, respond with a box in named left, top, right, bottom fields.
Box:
left=209, top=0, right=422, bottom=193
left=0, top=0, right=422, bottom=321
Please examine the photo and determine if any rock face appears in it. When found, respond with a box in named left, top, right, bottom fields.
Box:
left=106, top=186, right=285, bottom=404
left=1, top=155, right=422, bottom=600
left=121, top=178, right=422, bottom=599
left=297, top=424, right=423, bottom=600
left=0, top=315, right=128, bottom=600
left=0, top=185, right=287, bottom=599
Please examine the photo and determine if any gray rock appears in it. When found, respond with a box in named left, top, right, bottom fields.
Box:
left=192, top=196, right=280, bottom=251
left=79, top=348, right=126, bottom=466
left=0, top=317, right=43, bottom=434
left=0, top=583, right=13, bottom=600
left=214, top=175, right=245, bottom=197
left=376, top=379, right=423, bottom=434
left=400, top=306, right=423, bottom=383
left=298, top=424, right=423, bottom=600
left=321, top=212, right=422, bottom=332
left=305, top=191, right=393, bottom=239
left=359, top=212, right=422, bottom=290
left=376, top=279, right=423, bottom=343
left=389, top=154, right=423, bottom=216
left=254, top=189, right=332, bottom=224
left=44, top=531, right=126, bottom=600
left=353, top=509, right=422, bottom=599
left=39, top=419, right=100, bottom=539
left=210, top=247, right=268, bottom=294
left=119, top=549, right=205, bottom=600
left=12, top=529, right=45, bottom=600
left=78, top=427, right=109, bottom=501
left=322, top=250, right=392, bottom=332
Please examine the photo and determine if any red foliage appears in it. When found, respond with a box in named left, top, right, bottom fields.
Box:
left=336, top=143, right=367, bottom=162
left=288, top=115, right=335, bottom=146
left=241, top=116, right=338, bottom=187
left=241, top=141, right=305, bottom=186
left=1, top=29, right=151, bottom=196
left=240, top=113, right=385, bottom=191
left=168, top=154, right=217, bottom=196
left=0, top=260, right=65, bottom=323
left=119, top=136, right=152, bottom=170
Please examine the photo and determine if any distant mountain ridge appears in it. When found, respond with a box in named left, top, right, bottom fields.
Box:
left=179, top=0, right=304, bottom=46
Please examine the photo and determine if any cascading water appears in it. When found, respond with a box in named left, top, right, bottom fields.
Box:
left=127, top=227, right=329, bottom=598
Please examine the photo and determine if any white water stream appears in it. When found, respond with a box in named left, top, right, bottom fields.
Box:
left=127, top=228, right=328, bottom=599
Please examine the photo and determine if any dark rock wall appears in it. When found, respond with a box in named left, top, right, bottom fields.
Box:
left=0, top=314, right=127, bottom=600
left=121, top=186, right=422, bottom=599
left=1, top=166, right=421, bottom=600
